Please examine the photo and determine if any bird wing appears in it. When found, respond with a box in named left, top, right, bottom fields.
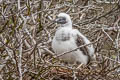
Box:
left=76, top=34, right=91, bottom=64
left=76, top=34, right=89, bottom=56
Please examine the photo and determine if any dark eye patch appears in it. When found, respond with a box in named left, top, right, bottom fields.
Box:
left=59, top=17, right=66, bottom=21
left=55, top=17, right=67, bottom=24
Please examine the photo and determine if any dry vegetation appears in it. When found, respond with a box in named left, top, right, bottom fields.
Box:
left=0, top=0, right=120, bottom=80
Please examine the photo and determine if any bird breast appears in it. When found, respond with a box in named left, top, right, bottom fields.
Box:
left=52, top=28, right=77, bottom=53
left=55, top=28, right=72, bottom=42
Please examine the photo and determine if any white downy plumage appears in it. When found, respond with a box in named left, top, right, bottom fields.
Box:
left=52, top=13, right=95, bottom=64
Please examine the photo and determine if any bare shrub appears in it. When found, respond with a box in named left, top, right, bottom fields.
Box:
left=0, top=0, right=120, bottom=80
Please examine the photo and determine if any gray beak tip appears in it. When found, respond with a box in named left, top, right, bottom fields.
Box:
left=52, top=19, right=57, bottom=23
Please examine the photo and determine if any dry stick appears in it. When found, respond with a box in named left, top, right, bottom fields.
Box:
left=102, top=27, right=113, bottom=42
left=17, top=0, right=23, bottom=80
left=33, top=5, right=65, bottom=16
left=102, top=26, right=120, bottom=31
left=116, top=31, right=120, bottom=62
left=43, top=48, right=54, bottom=55
left=20, top=4, right=37, bottom=67
left=0, top=35, right=16, bottom=64
left=0, top=38, right=20, bottom=75
left=101, top=55, right=120, bottom=64
left=76, top=4, right=119, bottom=26
left=18, top=31, right=23, bottom=80
left=105, top=65, right=120, bottom=75
left=114, top=16, right=120, bottom=62
left=98, top=27, right=120, bottom=64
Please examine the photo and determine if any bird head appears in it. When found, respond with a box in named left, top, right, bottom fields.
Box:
left=54, top=13, right=72, bottom=27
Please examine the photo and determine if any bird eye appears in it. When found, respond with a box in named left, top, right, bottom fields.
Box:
left=56, top=16, right=59, bottom=18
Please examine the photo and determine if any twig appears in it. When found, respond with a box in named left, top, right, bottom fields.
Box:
left=102, top=27, right=113, bottom=42
left=18, top=0, right=23, bottom=80
left=17, top=31, right=23, bottom=80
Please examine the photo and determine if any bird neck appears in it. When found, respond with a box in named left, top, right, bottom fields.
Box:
left=61, top=21, right=72, bottom=28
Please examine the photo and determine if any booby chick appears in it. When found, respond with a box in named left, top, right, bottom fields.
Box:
left=52, top=13, right=95, bottom=65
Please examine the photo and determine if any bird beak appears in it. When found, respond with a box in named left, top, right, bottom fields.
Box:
left=53, top=17, right=67, bottom=24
